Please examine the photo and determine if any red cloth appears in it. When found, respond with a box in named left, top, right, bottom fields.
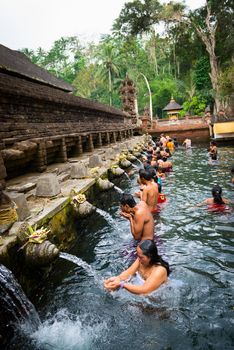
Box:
left=207, top=204, right=229, bottom=212
left=158, top=193, right=166, bottom=203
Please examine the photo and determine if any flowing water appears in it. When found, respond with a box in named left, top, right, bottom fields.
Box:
left=0, top=265, right=40, bottom=347
left=95, top=208, right=117, bottom=226
left=113, top=185, right=123, bottom=194
left=59, top=252, right=101, bottom=286
left=7, top=146, right=234, bottom=350
left=134, top=158, right=144, bottom=168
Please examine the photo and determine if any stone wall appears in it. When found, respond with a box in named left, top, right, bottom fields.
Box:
left=0, top=72, right=133, bottom=185
left=148, top=117, right=210, bottom=143
left=149, top=126, right=210, bottom=143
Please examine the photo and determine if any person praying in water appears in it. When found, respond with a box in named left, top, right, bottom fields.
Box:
left=104, top=240, right=170, bottom=295
left=120, top=193, right=154, bottom=242
left=138, top=170, right=159, bottom=213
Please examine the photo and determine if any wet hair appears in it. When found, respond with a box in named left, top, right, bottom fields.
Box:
left=147, top=167, right=158, bottom=182
left=120, top=193, right=136, bottom=208
left=210, top=141, right=217, bottom=146
left=156, top=154, right=162, bottom=160
left=139, top=169, right=145, bottom=177
left=138, top=240, right=170, bottom=276
left=140, top=171, right=152, bottom=181
left=212, top=185, right=224, bottom=204
left=231, top=166, right=234, bottom=174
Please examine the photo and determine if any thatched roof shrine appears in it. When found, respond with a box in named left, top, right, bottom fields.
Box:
left=163, top=98, right=182, bottom=111
left=0, top=44, right=73, bottom=92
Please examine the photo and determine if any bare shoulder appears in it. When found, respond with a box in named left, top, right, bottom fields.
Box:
left=205, top=198, right=213, bottom=204
left=151, top=265, right=167, bottom=282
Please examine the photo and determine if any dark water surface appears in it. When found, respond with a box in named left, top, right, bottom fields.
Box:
left=11, top=147, right=234, bottom=350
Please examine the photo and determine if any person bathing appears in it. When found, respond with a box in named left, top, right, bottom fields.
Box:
left=120, top=193, right=154, bottom=242
left=104, top=240, right=170, bottom=295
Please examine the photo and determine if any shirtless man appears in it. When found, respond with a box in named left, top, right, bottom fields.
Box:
left=120, top=193, right=154, bottom=241
left=139, top=171, right=159, bottom=213
left=182, top=138, right=191, bottom=149
left=208, top=141, right=218, bottom=160
left=158, top=157, right=172, bottom=172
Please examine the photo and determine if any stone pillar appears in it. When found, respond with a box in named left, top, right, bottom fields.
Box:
left=35, top=140, right=47, bottom=172
left=0, top=152, right=7, bottom=189
left=74, top=136, right=83, bottom=155
left=113, top=132, right=116, bottom=143
left=118, top=131, right=123, bottom=141
left=97, top=133, right=102, bottom=147
left=87, top=134, right=94, bottom=152
left=57, top=137, right=67, bottom=163
left=106, top=132, right=110, bottom=144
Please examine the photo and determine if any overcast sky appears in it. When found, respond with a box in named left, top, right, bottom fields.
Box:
left=0, top=0, right=205, bottom=51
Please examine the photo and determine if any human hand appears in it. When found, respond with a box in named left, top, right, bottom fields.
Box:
left=120, top=211, right=132, bottom=219
left=104, top=276, right=121, bottom=291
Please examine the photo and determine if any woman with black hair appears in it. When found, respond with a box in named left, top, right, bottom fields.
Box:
left=104, top=240, right=170, bottom=295
left=197, top=185, right=230, bottom=211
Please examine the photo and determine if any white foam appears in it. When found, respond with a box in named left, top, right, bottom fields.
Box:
left=31, top=309, right=106, bottom=350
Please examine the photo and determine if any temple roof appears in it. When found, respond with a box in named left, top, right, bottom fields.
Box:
left=0, top=71, right=126, bottom=117
left=163, top=98, right=182, bottom=111
left=0, top=44, right=74, bottom=92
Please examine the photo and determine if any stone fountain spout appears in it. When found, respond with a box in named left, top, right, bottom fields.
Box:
left=70, top=192, right=96, bottom=217
left=15, top=222, right=60, bottom=266
left=110, top=165, right=125, bottom=177
left=96, top=178, right=114, bottom=191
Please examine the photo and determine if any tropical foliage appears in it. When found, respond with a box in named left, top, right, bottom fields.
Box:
left=21, top=0, right=233, bottom=117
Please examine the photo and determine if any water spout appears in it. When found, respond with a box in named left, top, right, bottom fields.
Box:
left=113, top=186, right=123, bottom=194
left=96, top=208, right=116, bottom=226
left=131, top=163, right=139, bottom=170
left=96, top=208, right=123, bottom=234
left=122, top=172, right=131, bottom=182
left=59, top=252, right=100, bottom=285
left=135, top=158, right=144, bottom=169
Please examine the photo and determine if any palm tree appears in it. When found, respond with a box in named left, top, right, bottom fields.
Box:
left=96, top=43, right=120, bottom=106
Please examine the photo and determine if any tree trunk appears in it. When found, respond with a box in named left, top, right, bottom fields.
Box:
left=108, top=68, right=112, bottom=106
left=193, top=2, right=222, bottom=113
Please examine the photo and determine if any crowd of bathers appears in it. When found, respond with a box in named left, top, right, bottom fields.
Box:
left=104, top=134, right=233, bottom=295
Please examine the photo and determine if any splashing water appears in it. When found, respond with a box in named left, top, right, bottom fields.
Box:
left=31, top=309, right=107, bottom=350
left=0, top=264, right=40, bottom=344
